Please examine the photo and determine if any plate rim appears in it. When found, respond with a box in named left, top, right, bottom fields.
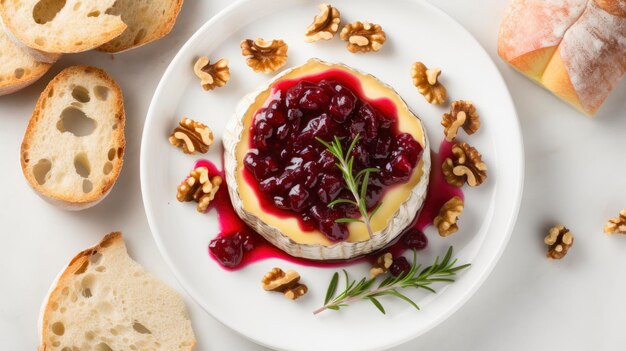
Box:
left=140, top=0, right=525, bottom=349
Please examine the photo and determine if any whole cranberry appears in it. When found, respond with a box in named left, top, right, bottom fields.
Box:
left=358, top=104, right=379, bottom=140
left=390, top=256, right=411, bottom=277
left=285, top=81, right=313, bottom=108
left=300, top=212, right=318, bottom=231
left=209, top=237, right=243, bottom=267
left=328, top=92, right=356, bottom=122
left=351, top=143, right=370, bottom=166
left=319, top=218, right=349, bottom=241
left=302, top=161, right=319, bottom=188
left=244, top=151, right=278, bottom=180
left=299, top=86, right=330, bottom=110
left=402, top=229, right=428, bottom=250
left=233, top=230, right=259, bottom=252
left=288, top=184, right=310, bottom=212
left=318, top=149, right=336, bottom=171
left=371, top=133, right=392, bottom=160
left=300, top=114, right=333, bottom=142
left=317, top=174, right=343, bottom=203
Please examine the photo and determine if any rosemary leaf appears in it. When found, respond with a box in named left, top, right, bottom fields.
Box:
left=325, top=272, right=339, bottom=305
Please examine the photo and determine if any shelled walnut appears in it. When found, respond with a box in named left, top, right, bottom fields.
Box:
left=545, top=225, right=574, bottom=259
left=169, top=117, right=214, bottom=154
left=261, top=268, right=308, bottom=300
left=241, top=38, right=289, bottom=74
left=411, top=62, right=447, bottom=105
left=340, top=21, right=386, bottom=53
left=442, top=142, right=488, bottom=187
left=442, top=100, right=480, bottom=141
left=604, top=209, right=626, bottom=235
left=369, top=252, right=393, bottom=278
left=304, top=3, right=341, bottom=42
left=434, top=196, right=464, bottom=237
left=193, top=57, right=230, bottom=91
left=176, top=167, right=222, bottom=212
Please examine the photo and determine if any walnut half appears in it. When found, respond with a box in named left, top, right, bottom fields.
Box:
left=261, top=268, right=308, bottom=300
left=169, top=117, right=214, bottom=154
left=340, top=21, right=386, bottom=53
left=411, top=62, right=447, bottom=105
left=434, top=196, right=464, bottom=237
left=369, top=252, right=393, bottom=278
left=304, top=3, right=341, bottom=42
left=176, top=167, right=222, bottom=212
left=545, top=225, right=574, bottom=259
left=241, top=38, right=289, bottom=74
left=442, top=100, right=481, bottom=141
left=442, top=142, right=488, bottom=187
left=604, top=209, right=626, bottom=235
left=193, top=57, right=230, bottom=91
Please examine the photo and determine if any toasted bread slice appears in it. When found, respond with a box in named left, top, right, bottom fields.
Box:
left=0, top=0, right=126, bottom=55
left=0, top=28, right=54, bottom=96
left=21, top=65, right=125, bottom=210
left=39, top=232, right=197, bottom=351
left=98, top=0, right=184, bottom=53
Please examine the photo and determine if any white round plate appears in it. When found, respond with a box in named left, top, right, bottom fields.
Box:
left=141, top=0, right=524, bottom=350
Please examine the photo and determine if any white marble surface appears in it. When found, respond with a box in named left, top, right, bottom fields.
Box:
left=1, top=0, right=625, bottom=350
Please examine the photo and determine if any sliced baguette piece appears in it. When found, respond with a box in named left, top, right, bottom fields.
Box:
left=0, top=28, right=54, bottom=96
left=20, top=65, right=125, bottom=210
left=39, top=232, right=197, bottom=351
left=0, top=0, right=126, bottom=55
left=98, top=0, right=184, bottom=53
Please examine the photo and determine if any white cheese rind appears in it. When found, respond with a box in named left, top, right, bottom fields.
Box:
left=223, top=59, right=430, bottom=260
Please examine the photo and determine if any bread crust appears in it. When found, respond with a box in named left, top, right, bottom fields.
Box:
left=97, top=0, right=184, bottom=53
left=0, top=61, right=52, bottom=96
left=0, top=2, right=127, bottom=54
left=38, top=232, right=122, bottom=351
left=20, top=65, right=125, bottom=210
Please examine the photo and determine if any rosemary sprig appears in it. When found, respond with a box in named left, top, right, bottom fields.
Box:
left=316, top=134, right=381, bottom=237
left=313, top=247, right=470, bottom=315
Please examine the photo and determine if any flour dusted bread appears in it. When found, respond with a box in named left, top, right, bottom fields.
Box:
left=0, top=0, right=126, bottom=56
left=39, top=232, right=196, bottom=351
left=498, top=0, right=626, bottom=115
left=0, top=28, right=53, bottom=96
left=21, top=65, right=125, bottom=210
left=98, top=0, right=184, bottom=53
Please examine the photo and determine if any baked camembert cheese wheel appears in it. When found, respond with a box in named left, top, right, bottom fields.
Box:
left=224, top=59, right=430, bottom=260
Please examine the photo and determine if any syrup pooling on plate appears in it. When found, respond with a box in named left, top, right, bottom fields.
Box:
left=242, top=69, right=424, bottom=242
left=204, top=140, right=462, bottom=269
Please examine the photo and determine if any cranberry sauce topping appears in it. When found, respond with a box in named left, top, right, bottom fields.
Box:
left=243, top=69, right=424, bottom=242
left=205, top=141, right=463, bottom=270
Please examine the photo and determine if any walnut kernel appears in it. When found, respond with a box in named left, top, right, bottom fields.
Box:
left=411, top=62, right=447, bottom=105
left=545, top=225, right=574, bottom=259
left=241, top=38, right=289, bottom=74
left=304, top=3, right=341, bottom=42
left=339, top=21, right=386, bottom=53
left=442, top=100, right=481, bottom=141
left=169, top=117, right=214, bottom=154
left=434, top=196, right=464, bottom=237
left=369, top=252, right=393, bottom=278
left=193, top=57, right=230, bottom=91
left=604, top=209, right=626, bottom=235
left=442, top=142, right=488, bottom=187
left=261, top=268, right=308, bottom=300
left=176, top=167, right=222, bottom=212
